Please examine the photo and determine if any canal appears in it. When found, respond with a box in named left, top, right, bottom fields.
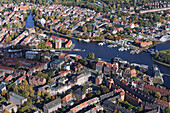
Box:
left=26, top=13, right=170, bottom=88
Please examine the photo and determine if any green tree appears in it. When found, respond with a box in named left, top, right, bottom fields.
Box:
left=162, top=97, right=167, bottom=102
left=37, top=90, right=41, bottom=96
left=13, top=85, right=18, bottom=94
left=82, top=85, right=86, bottom=93
left=6, top=36, right=12, bottom=42
left=96, top=90, right=101, bottom=95
left=87, top=53, right=95, bottom=60
left=155, top=92, right=161, bottom=99
left=101, top=85, right=110, bottom=94
left=82, top=26, right=87, bottom=32
left=163, top=107, right=170, bottom=113
left=14, top=64, right=20, bottom=69
left=2, top=90, right=7, bottom=96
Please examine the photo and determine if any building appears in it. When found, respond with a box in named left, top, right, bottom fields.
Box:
left=46, top=42, right=53, bottom=48
left=62, top=93, right=74, bottom=106
left=65, top=40, right=72, bottom=48
left=73, top=88, right=86, bottom=101
left=130, top=69, right=137, bottom=77
left=72, top=62, right=83, bottom=72
left=55, top=39, right=62, bottom=49
left=59, top=53, right=70, bottom=62
left=43, top=98, right=61, bottom=113
left=8, top=92, right=27, bottom=105
left=0, top=65, right=16, bottom=74
left=95, top=74, right=103, bottom=85
left=25, top=51, right=38, bottom=60
left=50, top=59, right=64, bottom=70
left=69, top=97, right=99, bottom=113
left=125, top=91, right=142, bottom=107
left=96, top=61, right=118, bottom=74
left=85, top=105, right=103, bottom=113
left=0, top=83, right=6, bottom=93
left=0, top=103, right=17, bottom=113
left=8, top=50, right=22, bottom=58
left=135, top=40, right=153, bottom=47
left=5, top=75, right=13, bottom=81
left=51, top=36, right=68, bottom=43
left=75, top=73, right=91, bottom=85
left=143, top=84, right=170, bottom=96
left=29, top=76, right=46, bottom=86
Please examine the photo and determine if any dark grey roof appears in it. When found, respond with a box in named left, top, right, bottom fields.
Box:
left=103, top=100, right=134, bottom=113
left=45, top=98, right=61, bottom=109
left=0, top=83, right=6, bottom=90
left=9, top=92, right=26, bottom=100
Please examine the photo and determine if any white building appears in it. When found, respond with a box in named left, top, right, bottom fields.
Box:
left=55, top=39, right=62, bottom=49
left=25, top=51, right=38, bottom=60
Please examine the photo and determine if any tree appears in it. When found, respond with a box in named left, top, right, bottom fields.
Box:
left=13, top=85, right=18, bottom=94
left=96, top=90, right=101, bottom=95
left=163, top=107, right=170, bottom=113
left=46, top=92, right=51, bottom=100
left=6, top=36, right=12, bottom=42
left=11, top=109, right=15, bottom=113
left=97, top=72, right=100, bottom=76
left=37, top=90, right=41, bottom=96
left=4, top=110, right=10, bottom=113
left=155, top=92, right=161, bottom=99
left=35, top=27, right=39, bottom=31
left=101, top=85, right=110, bottom=94
left=14, top=64, right=20, bottom=69
left=162, top=97, right=167, bottom=102
left=39, top=29, right=43, bottom=34
left=36, top=54, right=41, bottom=61
left=6, top=24, right=10, bottom=29
left=2, top=90, right=7, bottom=96
left=82, top=85, right=86, bottom=93
left=87, top=53, right=95, bottom=60
left=82, top=26, right=87, bottom=32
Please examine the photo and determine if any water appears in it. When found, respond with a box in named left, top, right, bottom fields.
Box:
left=25, top=12, right=34, bottom=28
left=26, top=14, right=170, bottom=88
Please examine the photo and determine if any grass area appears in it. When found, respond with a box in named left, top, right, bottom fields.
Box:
left=153, top=78, right=164, bottom=85
left=50, top=31, right=80, bottom=40
left=152, top=57, right=170, bottom=68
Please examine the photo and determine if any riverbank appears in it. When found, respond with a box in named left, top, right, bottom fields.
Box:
left=48, top=31, right=80, bottom=40
left=152, top=57, right=170, bottom=68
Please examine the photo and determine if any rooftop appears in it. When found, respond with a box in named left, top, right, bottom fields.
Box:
left=9, top=92, right=27, bottom=100
left=44, top=98, right=61, bottom=109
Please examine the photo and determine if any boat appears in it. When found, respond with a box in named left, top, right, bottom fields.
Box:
left=78, top=39, right=82, bottom=41
left=107, top=45, right=113, bottom=48
left=73, top=49, right=85, bottom=52
left=84, top=39, right=90, bottom=43
left=113, top=44, right=117, bottom=47
left=118, top=47, right=125, bottom=51
left=98, top=42, right=105, bottom=46
left=130, top=50, right=135, bottom=54
left=136, top=50, right=140, bottom=54
left=98, top=42, right=104, bottom=46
